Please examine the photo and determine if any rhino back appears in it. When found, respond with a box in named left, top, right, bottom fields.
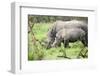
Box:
left=55, top=20, right=87, bottom=32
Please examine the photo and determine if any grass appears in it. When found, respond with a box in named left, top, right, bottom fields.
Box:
left=28, top=23, right=88, bottom=60
left=32, top=23, right=51, bottom=41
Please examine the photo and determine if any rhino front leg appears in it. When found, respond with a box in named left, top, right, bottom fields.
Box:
left=52, top=38, right=61, bottom=48
left=63, top=40, right=69, bottom=48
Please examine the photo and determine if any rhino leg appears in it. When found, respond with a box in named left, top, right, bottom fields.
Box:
left=62, top=40, right=69, bottom=48
left=52, top=37, right=61, bottom=47
left=81, top=36, right=87, bottom=47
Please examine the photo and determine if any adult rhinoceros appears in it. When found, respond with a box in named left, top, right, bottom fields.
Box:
left=46, top=20, right=88, bottom=49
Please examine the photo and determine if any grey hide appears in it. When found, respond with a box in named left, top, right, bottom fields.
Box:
left=52, top=28, right=87, bottom=48
left=47, top=20, right=88, bottom=48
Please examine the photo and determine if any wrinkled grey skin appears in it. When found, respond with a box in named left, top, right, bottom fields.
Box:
left=46, top=20, right=88, bottom=49
left=52, top=28, right=86, bottom=48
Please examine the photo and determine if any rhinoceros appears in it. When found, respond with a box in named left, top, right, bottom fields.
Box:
left=46, top=20, right=88, bottom=48
left=52, top=28, right=87, bottom=48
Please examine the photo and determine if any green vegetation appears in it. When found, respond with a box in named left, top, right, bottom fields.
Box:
left=28, top=23, right=88, bottom=60
left=28, top=15, right=88, bottom=23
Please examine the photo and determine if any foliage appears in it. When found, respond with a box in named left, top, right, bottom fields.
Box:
left=28, top=15, right=88, bottom=23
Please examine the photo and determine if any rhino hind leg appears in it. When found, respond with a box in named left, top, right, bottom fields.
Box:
left=85, top=35, right=88, bottom=47
left=81, top=37, right=87, bottom=47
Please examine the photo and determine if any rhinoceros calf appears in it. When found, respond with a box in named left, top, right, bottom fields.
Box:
left=47, top=20, right=88, bottom=48
left=52, top=28, right=87, bottom=48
